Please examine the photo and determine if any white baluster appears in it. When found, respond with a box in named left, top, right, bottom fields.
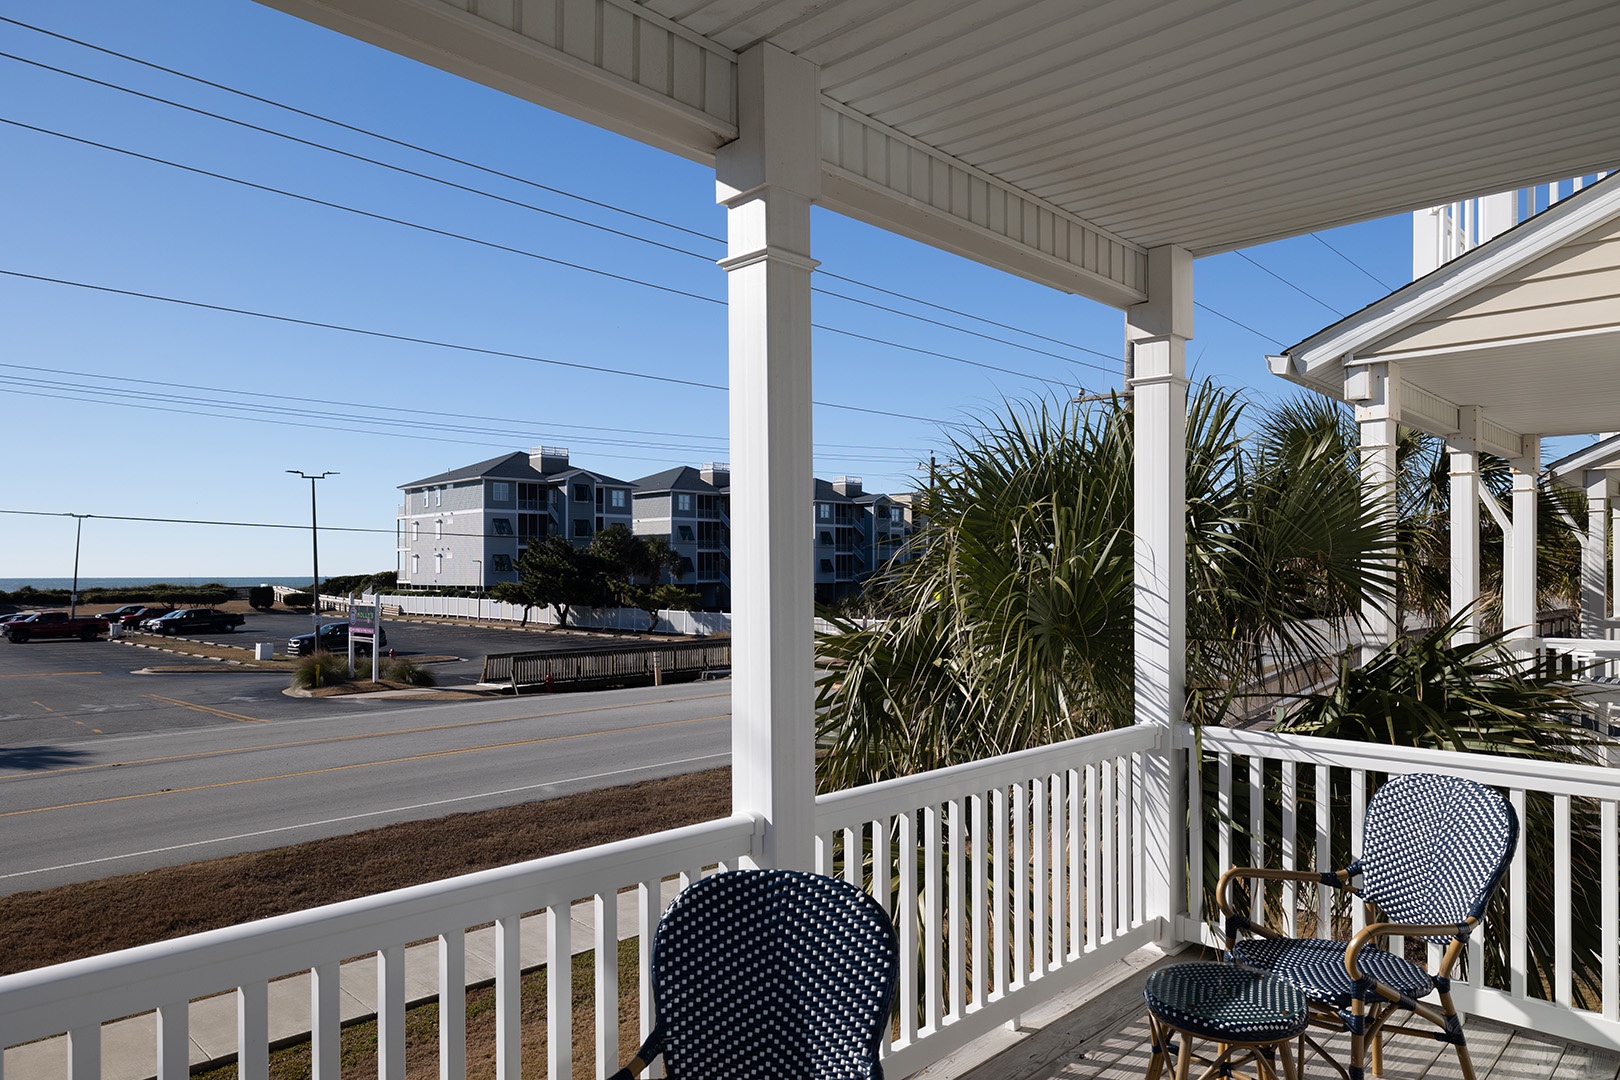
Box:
left=439, top=933, right=466, bottom=1080
left=596, top=894, right=619, bottom=1080
left=548, top=905, right=573, bottom=1080
left=378, top=945, right=406, bottom=1080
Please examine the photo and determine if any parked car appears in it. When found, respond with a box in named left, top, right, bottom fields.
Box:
left=3, top=611, right=109, bottom=643
left=140, top=608, right=247, bottom=636
left=0, top=612, right=39, bottom=629
left=286, top=621, right=388, bottom=657
left=112, top=605, right=173, bottom=628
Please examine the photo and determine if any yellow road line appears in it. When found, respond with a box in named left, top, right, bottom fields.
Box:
left=0, top=690, right=731, bottom=783
left=0, top=712, right=728, bottom=819
left=143, top=693, right=268, bottom=724
left=32, top=701, right=53, bottom=712
left=0, top=671, right=102, bottom=679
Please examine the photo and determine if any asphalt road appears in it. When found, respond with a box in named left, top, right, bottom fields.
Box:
left=0, top=681, right=731, bottom=894
left=0, top=610, right=672, bottom=744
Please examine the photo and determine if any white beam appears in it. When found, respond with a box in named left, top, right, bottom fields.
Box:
left=257, top=0, right=738, bottom=163
left=1505, top=440, right=1542, bottom=639
left=1128, top=245, right=1191, bottom=946
left=717, top=43, right=819, bottom=871
left=1449, top=406, right=1482, bottom=644
left=1585, top=472, right=1611, bottom=639
left=1354, top=363, right=1401, bottom=659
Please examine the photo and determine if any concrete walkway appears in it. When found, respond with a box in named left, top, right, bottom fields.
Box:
left=3, top=882, right=680, bottom=1080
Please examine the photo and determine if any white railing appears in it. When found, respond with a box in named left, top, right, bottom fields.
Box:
left=13, top=720, right=1620, bottom=1079
left=0, top=815, right=759, bottom=1080
left=1189, top=726, right=1620, bottom=1052
left=814, top=724, right=1162, bottom=1079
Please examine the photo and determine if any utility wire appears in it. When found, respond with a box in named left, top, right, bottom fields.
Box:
left=6, top=50, right=1120, bottom=376
left=1310, top=232, right=1397, bottom=292
left=4, top=14, right=1312, bottom=376
left=0, top=361, right=919, bottom=453
left=1, top=116, right=1078, bottom=391
left=0, top=23, right=1121, bottom=368
left=0, top=268, right=954, bottom=426
left=1192, top=301, right=1285, bottom=348
left=1232, top=250, right=1345, bottom=318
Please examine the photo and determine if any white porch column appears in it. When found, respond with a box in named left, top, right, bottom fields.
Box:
left=1128, top=245, right=1191, bottom=944
left=715, top=43, right=820, bottom=870
left=1505, top=439, right=1541, bottom=640
left=1350, top=363, right=1400, bottom=660
left=1584, top=472, right=1610, bottom=640
left=1448, top=407, right=1482, bottom=644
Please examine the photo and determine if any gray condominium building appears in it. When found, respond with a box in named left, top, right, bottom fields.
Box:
left=397, top=449, right=914, bottom=603
left=396, top=447, right=632, bottom=590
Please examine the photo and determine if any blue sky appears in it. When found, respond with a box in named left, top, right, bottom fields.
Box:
left=0, top=0, right=1422, bottom=579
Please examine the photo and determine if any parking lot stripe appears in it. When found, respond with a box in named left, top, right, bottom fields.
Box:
left=0, top=711, right=728, bottom=820
left=143, top=693, right=268, bottom=724
left=0, top=671, right=102, bottom=678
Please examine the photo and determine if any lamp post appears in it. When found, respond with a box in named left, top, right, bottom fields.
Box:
left=287, top=470, right=338, bottom=649
left=473, top=559, right=483, bottom=594
left=68, top=513, right=89, bottom=617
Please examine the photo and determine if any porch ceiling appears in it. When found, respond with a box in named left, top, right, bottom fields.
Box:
left=254, top=0, right=1620, bottom=308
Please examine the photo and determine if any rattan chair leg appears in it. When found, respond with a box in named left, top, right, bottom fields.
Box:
left=1278, top=1035, right=1299, bottom=1080
left=1174, top=1034, right=1194, bottom=1080
left=1145, top=1015, right=1167, bottom=1080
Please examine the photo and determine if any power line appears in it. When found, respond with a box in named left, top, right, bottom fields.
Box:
left=1232, top=250, right=1346, bottom=318
left=1192, top=301, right=1285, bottom=348
left=0, top=361, right=920, bottom=454
left=1310, top=232, right=1397, bottom=292
left=0, top=268, right=951, bottom=425
left=3, top=14, right=1326, bottom=382
left=0, top=14, right=725, bottom=247
left=2, top=116, right=1079, bottom=391
left=0, top=26, right=1121, bottom=371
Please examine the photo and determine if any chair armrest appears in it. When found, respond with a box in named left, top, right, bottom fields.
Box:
left=1216, top=866, right=1344, bottom=921
left=1343, top=918, right=1479, bottom=981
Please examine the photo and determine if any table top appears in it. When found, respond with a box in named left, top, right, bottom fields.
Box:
left=1144, top=962, right=1309, bottom=1043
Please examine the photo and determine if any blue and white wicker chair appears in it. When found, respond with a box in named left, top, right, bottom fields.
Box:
left=610, top=868, right=900, bottom=1080
left=1217, top=772, right=1518, bottom=1080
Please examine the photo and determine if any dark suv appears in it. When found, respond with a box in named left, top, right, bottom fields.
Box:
left=286, top=621, right=388, bottom=656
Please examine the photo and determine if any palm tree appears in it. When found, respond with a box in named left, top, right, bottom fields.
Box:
left=815, top=385, right=1395, bottom=792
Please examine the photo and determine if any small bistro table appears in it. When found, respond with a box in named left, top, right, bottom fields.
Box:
left=1143, top=963, right=1310, bottom=1080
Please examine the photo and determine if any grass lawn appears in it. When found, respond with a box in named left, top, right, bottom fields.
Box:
left=0, top=767, right=730, bottom=976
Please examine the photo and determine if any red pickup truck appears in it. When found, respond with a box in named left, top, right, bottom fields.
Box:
left=2, top=611, right=110, bottom=643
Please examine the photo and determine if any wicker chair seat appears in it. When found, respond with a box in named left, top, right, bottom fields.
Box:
left=1231, top=936, right=1434, bottom=1008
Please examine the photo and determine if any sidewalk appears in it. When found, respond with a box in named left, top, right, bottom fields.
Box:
left=3, top=881, right=681, bottom=1080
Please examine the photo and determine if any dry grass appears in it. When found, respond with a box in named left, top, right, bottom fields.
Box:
left=0, top=768, right=730, bottom=976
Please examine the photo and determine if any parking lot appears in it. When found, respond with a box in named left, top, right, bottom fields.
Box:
left=0, top=608, right=678, bottom=746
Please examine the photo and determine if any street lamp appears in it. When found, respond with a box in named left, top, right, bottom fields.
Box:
left=473, top=559, right=483, bottom=594
left=287, top=470, right=338, bottom=648
left=67, top=513, right=90, bottom=617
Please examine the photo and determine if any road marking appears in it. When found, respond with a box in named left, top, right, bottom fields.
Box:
left=0, top=753, right=730, bottom=884
left=32, top=701, right=53, bottom=712
left=0, top=671, right=102, bottom=679
left=143, top=693, right=268, bottom=724
left=0, top=711, right=729, bottom=819
left=0, top=690, right=732, bottom=783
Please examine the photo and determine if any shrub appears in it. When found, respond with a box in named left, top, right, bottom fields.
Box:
left=382, top=658, right=436, bottom=687
left=284, top=591, right=313, bottom=611
left=247, top=586, right=274, bottom=610
left=291, top=652, right=348, bottom=690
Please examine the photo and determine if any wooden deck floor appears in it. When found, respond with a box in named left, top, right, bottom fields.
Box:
left=942, top=955, right=1620, bottom=1080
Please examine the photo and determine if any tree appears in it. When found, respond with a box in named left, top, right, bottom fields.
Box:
left=493, top=536, right=605, bottom=629
left=815, top=386, right=1396, bottom=791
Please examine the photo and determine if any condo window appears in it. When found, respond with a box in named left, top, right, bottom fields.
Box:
left=676, top=493, right=693, bottom=512
left=574, top=483, right=590, bottom=502
left=818, top=504, right=831, bottom=519
left=678, top=525, right=695, bottom=542
left=611, top=489, right=627, bottom=509
left=492, top=481, right=511, bottom=502
left=820, top=559, right=833, bottom=572
left=492, top=554, right=513, bottom=572
left=492, top=518, right=513, bottom=536
left=574, top=520, right=591, bottom=537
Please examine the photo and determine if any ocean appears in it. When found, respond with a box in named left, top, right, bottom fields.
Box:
left=0, top=577, right=314, bottom=592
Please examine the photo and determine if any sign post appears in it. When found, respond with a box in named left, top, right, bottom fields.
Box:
left=350, top=593, right=381, bottom=684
